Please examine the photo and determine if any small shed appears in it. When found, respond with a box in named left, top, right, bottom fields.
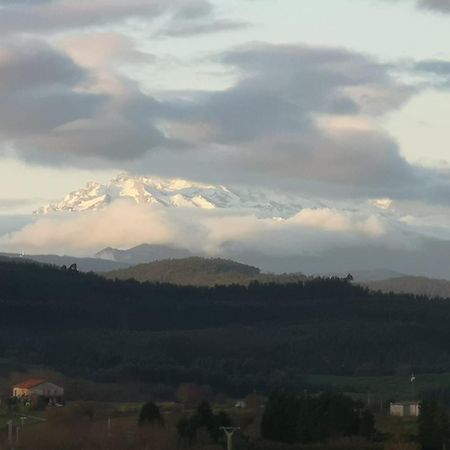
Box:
left=390, top=401, right=420, bottom=417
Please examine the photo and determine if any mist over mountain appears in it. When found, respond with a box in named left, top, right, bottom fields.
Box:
left=366, top=276, right=450, bottom=299
left=221, top=238, right=450, bottom=280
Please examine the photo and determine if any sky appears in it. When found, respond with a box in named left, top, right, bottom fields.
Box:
left=0, top=0, right=450, bottom=264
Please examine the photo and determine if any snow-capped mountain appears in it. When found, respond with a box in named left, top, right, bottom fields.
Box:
left=34, top=174, right=314, bottom=218
left=34, top=173, right=398, bottom=220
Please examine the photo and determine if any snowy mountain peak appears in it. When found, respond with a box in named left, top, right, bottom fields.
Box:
left=34, top=174, right=305, bottom=217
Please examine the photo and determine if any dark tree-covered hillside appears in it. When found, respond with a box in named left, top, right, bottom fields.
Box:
left=104, top=256, right=307, bottom=286
left=2, top=259, right=450, bottom=395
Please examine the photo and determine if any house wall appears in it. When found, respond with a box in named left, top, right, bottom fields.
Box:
left=31, top=383, right=64, bottom=397
left=408, top=403, right=420, bottom=417
left=13, top=383, right=64, bottom=398
left=390, top=404, right=405, bottom=417
left=13, top=388, right=31, bottom=397
left=390, top=403, right=420, bottom=417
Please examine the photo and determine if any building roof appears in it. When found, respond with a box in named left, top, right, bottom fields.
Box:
left=13, top=379, right=46, bottom=389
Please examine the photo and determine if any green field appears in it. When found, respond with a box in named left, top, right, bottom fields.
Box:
left=306, top=373, right=450, bottom=399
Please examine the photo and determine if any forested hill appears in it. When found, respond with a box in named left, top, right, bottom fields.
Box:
left=3, top=259, right=450, bottom=395
left=104, top=256, right=307, bottom=286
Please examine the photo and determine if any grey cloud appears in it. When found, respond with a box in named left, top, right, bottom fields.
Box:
left=415, top=59, right=450, bottom=74
left=143, top=43, right=450, bottom=205
left=172, top=0, right=213, bottom=19
left=220, top=44, right=414, bottom=115
left=183, top=43, right=415, bottom=143
left=391, top=0, right=450, bottom=13
left=0, top=0, right=244, bottom=39
left=237, top=130, right=418, bottom=190
left=160, top=19, right=249, bottom=37
left=414, top=58, right=450, bottom=88
left=0, top=40, right=87, bottom=92
left=418, top=0, right=450, bottom=12
left=0, top=1, right=160, bottom=35
left=0, top=40, right=103, bottom=136
left=158, top=44, right=419, bottom=194
left=157, top=0, right=249, bottom=37
left=2, top=37, right=447, bottom=206
left=0, top=40, right=166, bottom=161
left=0, top=0, right=56, bottom=3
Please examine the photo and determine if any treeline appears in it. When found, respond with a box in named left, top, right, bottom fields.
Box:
left=3, top=260, right=450, bottom=395
left=262, top=391, right=375, bottom=444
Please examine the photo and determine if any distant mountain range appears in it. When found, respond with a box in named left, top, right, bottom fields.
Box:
left=95, top=243, right=193, bottom=264
left=0, top=252, right=128, bottom=272
left=365, top=276, right=450, bottom=299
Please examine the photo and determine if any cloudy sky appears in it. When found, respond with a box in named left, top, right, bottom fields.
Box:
left=0, top=0, right=450, bottom=264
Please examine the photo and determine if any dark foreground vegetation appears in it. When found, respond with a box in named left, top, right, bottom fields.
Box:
left=3, top=392, right=448, bottom=450
left=2, top=259, right=450, bottom=397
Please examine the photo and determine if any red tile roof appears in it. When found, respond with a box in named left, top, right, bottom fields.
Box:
left=14, top=379, right=46, bottom=389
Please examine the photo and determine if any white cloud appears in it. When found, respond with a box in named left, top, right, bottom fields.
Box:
left=0, top=201, right=391, bottom=257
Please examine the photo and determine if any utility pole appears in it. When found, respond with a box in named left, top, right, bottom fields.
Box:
left=220, top=427, right=240, bottom=450
left=411, top=373, right=416, bottom=401
left=7, top=420, right=13, bottom=448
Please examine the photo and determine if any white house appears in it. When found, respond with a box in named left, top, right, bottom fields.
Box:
left=390, top=401, right=420, bottom=417
left=12, top=379, right=64, bottom=403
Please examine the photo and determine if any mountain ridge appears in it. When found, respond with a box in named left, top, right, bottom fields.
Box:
left=95, top=243, right=193, bottom=264
left=0, top=252, right=129, bottom=272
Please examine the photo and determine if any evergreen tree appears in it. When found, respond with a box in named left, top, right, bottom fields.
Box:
left=177, top=401, right=231, bottom=443
left=138, top=401, right=164, bottom=427
left=261, top=391, right=301, bottom=443
left=262, top=391, right=373, bottom=444
left=419, top=401, right=450, bottom=450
